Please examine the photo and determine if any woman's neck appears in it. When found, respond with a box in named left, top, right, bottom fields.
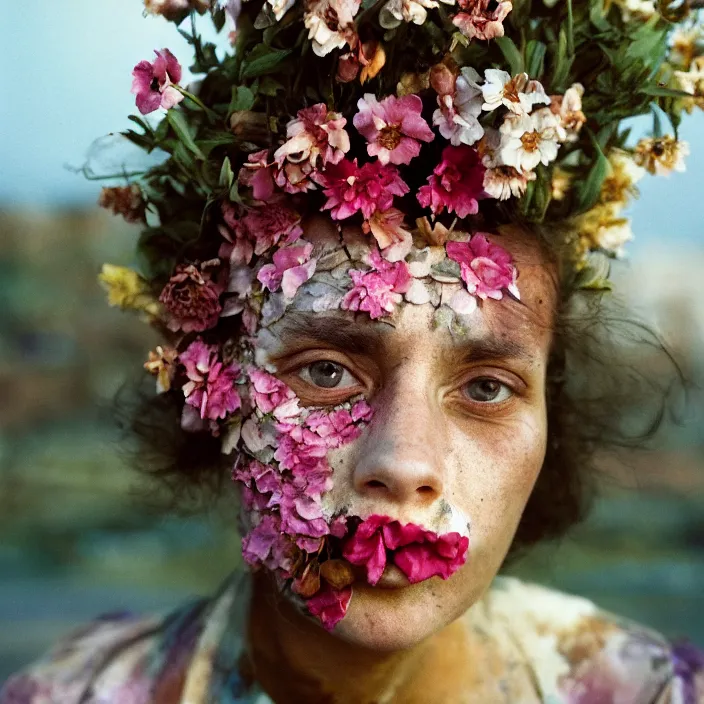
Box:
left=244, top=573, right=480, bottom=704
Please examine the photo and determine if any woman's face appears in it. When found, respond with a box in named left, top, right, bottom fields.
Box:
left=248, top=222, right=557, bottom=651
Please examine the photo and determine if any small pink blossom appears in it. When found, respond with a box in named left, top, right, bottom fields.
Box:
left=318, top=159, right=409, bottom=221
left=179, top=339, right=241, bottom=421
left=274, top=104, right=350, bottom=171
left=445, top=233, right=519, bottom=300
left=277, top=482, right=331, bottom=538
left=238, top=150, right=276, bottom=201
left=452, top=0, right=512, bottom=41
left=306, top=583, right=353, bottom=630
left=341, top=249, right=411, bottom=319
left=219, top=202, right=303, bottom=266
left=248, top=368, right=299, bottom=418
left=241, top=513, right=296, bottom=574
left=363, top=207, right=412, bottom=262
left=257, top=241, right=317, bottom=300
left=159, top=261, right=224, bottom=333
left=273, top=433, right=329, bottom=475
left=417, top=145, right=486, bottom=218
left=342, top=514, right=470, bottom=586
left=131, top=49, right=183, bottom=115
left=353, top=93, right=434, bottom=165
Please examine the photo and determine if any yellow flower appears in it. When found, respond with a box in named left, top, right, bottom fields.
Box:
left=599, top=150, right=643, bottom=207
left=144, top=346, right=178, bottom=393
left=577, top=203, right=633, bottom=257
left=669, top=26, right=704, bottom=69
left=98, top=264, right=160, bottom=318
left=551, top=167, right=571, bottom=201
left=633, top=135, right=689, bottom=176
left=674, top=56, right=704, bottom=113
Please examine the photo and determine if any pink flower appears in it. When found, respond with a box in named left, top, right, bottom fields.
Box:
left=341, top=250, right=412, bottom=319
left=233, top=459, right=283, bottom=499
left=417, top=145, right=486, bottom=218
left=342, top=514, right=470, bottom=586
left=257, top=241, right=317, bottom=300
left=238, top=150, right=276, bottom=201
left=219, top=202, right=303, bottom=266
left=277, top=482, right=331, bottom=538
left=274, top=104, right=350, bottom=171
left=304, top=400, right=373, bottom=448
left=306, top=583, right=353, bottom=631
left=131, top=49, right=183, bottom=115
left=241, top=513, right=296, bottom=575
left=353, top=93, right=434, bottom=165
left=179, top=339, right=242, bottom=421
left=318, top=159, right=409, bottom=221
left=159, top=261, right=224, bottom=333
left=273, top=433, right=328, bottom=475
left=452, top=0, right=512, bottom=41
left=363, top=207, right=412, bottom=262
left=248, top=368, right=300, bottom=419
left=445, top=233, right=519, bottom=300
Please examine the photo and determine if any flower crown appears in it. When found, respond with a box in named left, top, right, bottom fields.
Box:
left=95, top=0, right=701, bottom=627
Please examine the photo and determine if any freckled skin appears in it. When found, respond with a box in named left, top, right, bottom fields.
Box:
left=244, top=225, right=558, bottom=702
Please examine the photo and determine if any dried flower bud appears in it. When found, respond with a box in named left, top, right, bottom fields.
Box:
left=397, top=70, right=430, bottom=97
left=429, top=62, right=457, bottom=97
left=415, top=216, right=451, bottom=247
left=98, top=185, right=146, bottom=223
left=292, top=561, right=321, bottom=598
left=336, top=52, right=361, bottom=83
left=144, top=346, right=178, bottom=393
left=359, top=41, right=386, bottom=84
left=319, top=559, right=356, bottom=590
left=144, top=0, right=210, bottom=21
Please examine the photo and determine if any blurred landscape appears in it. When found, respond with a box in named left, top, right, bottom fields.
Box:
left=0, top=207, right=703, bottom=682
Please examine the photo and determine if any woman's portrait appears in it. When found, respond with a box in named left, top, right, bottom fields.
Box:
left=2, top=0, right=704, bottom=701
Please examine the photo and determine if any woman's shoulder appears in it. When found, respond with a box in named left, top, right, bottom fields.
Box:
left=479, top=576, right=704, bottom=703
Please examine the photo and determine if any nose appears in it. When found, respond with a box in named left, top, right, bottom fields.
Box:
left=352, top=381, right=445, bottom=508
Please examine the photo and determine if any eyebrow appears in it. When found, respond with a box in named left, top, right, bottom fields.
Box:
left=448, top=335, right=533, bottom=365
left=277, top=312, right=386, bottom=355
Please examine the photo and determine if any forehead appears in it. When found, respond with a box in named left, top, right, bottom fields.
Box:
left=256, top=221, right=558, bottom=361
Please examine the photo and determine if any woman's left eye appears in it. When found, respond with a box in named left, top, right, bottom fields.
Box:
left=462, top=378, right=513, bottom=404
left=298, top=360, right=358, bottom=390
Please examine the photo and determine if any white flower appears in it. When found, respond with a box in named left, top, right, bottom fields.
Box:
left=499, top=108, right=561, bottom=172
left=595, top=219, right=634, bottom=257
left=379, top=0, right=454, bottom=27
left=552, top=82, right=586, bottom=143
left=269, top=0, right=296, bottom=20
left=481, top=70, right=550, bottom=115
left=616, top=0, right=655, bottom=21
left=304, top=0, right=360, bottom=57
left=432, top=67, right=484, bottom=146
left=483, top=165, right=536, bottom=201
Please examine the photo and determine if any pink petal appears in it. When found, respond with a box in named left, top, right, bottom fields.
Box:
left=306, top=584, right=353, bottom=631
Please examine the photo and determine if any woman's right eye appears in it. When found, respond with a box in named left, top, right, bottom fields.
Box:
left=298, top=360, right=358, bottom=389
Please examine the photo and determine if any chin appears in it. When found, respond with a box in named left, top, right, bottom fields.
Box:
left=329, top=579, right=470, bottom=652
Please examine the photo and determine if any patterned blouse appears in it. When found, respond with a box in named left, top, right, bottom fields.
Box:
left=1, top=574, right=702, bottom=703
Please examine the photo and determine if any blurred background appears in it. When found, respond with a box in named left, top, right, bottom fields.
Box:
left=2, top=0, right=704, bottom=683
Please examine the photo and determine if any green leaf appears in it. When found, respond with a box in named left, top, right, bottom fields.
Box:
left=154, top=117, right=170, bottom=143
left=526, top=40, right=547, bottom=79
left=219, top=157, right=235, bottom=189
left=577, top=135, right=610, bottom=212
left=259, top=76, right=285, bottom=96
left=641, top=85, right=693, bottom=99
left=229, top=85, right=256, bottom=113
left=128, top=114, right=154, bottom=135
left=166, top=110, right=206, bottom=161
left=495, top=36, right=524, bottom=75
left=566, top=0, right=575, bottom=58
left=550, top=27, right=574, bottom=92
left=241, top=47, right=292, bottom=79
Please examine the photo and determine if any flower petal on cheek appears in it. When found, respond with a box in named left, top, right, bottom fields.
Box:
left=306, top=583, right=353, bottom=631
left=393, top=534, right=469, bottom=583
left=342, top=526, right=388, bottom=585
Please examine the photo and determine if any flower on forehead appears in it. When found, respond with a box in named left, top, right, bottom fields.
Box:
left=549, top=83, right=586, bottom=143
left=257, top=241, right=317, bottom=300
left=179, top=339, right=242, bottom=421
left=99, top=265, right=160, bottom=317
left=304, top=0, right=360, bottom=57
left=143, top=0, right=210, bottom=20
left=306, top=583, right=353, bottom=630
left=274, top=104, right=350, bottom=171
left=238, top=150, right=276, bottom=202
left=248, top=368, right=300, bottom=419
left=446, top=234, right=519, bottom=300
left=432, top=66, right=484, bottom=147
left=144, top=345, right=178, bottom=393
left=452, top=0, right=512, bottom=41
left=318, top=159, right=409, bottom=220
left=483, top=165, right=535, bottom=201
left=481, top=70, right=550, bottom=116
left=241, top=513, right=296, bottom=574
left=633, top=135, right=689, bottom=175
left=363, top=207, right=413, bottom=262
left=219, top=202, right=303, bottom=266
left=131, top=49, right=183, bottom=115
left=353, top=93, right=434, bottom=166
left=379, top=0, right=455, bottom=29
left=159, top=260, right=224, bottom=333
left=341, top=249, right=412, bottom=319
left=98, top=185, right=146, bottom=223
left=499, top=108, right=560, bottom=172
left=417, top=145, right=486, bottom=218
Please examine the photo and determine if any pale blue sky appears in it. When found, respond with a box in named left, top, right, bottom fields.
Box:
left=1, top=0, right=703, bottom=249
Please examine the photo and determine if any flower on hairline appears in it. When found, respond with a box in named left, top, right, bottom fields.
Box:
left=131, top=48, right=183, bottom=115
left=179, top=339, right=242, bottom=421
left=353, top=93, right=434, bottom=165
left=431, top=65, right=484, bottom=147
left=257, top=241, right=317, bottom=300
left=446, top=233, right=519, bottom=300
left=452, top=0, right=512, bottom=41
left=417, top=145, right=486, bottom=218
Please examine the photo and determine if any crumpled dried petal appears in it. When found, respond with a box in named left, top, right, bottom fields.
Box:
left=306, top=583, right=353, bottom=630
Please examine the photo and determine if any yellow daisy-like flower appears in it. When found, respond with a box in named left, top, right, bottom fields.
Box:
left=674, top=56, right=704, bottom=114
left=577, top=203, right=634, bottom=258
left=633, top=135, right=689, bottom=176
left=599, top=150, right=644, bottom=208
left=144, top=345, right=178, bottom=393
left=98, top=264, right=161, bottom=318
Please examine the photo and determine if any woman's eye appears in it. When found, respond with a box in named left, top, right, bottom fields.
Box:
left=462, top=378, right=513, bottom=404
left=299, top=360, right=357, bottom=390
